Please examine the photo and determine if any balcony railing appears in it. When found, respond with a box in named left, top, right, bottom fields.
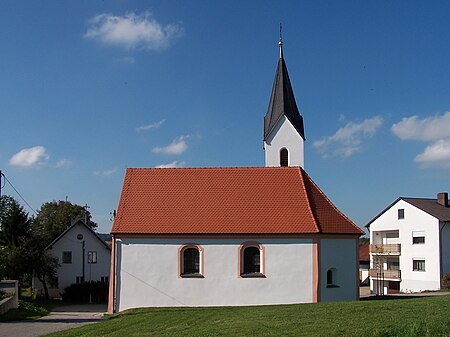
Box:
left=370, top=244, right=401, bottom=254
left=369, top=268, right=401, bottom=279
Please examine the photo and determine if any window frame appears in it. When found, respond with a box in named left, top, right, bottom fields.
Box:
left=88, top=251, right=97, bottom=264
left=412, top=236, right=425, bottom=245
left=326, top=268, right=339, bottom=288
left=179, top=243, right=204, bottom=278
left=412, top=231, right=425, bottom=245
left=239, top=241, right=266, bottom=278
left=280, top=148, right=289, bottom=167
left=413, top=259, right=425, bottom=272
left=62, top=251, right=72, bottom=264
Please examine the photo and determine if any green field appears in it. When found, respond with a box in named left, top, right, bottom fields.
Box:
left=47, top=296, right=450, bottom=337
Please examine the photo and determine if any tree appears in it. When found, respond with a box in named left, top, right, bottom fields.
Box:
left=33, top=200, right=97, bottom=246
left=0, top=195, right=31, bottom=247
left=0, top=196, right=33, bottom=281
left=27, top=236, right=58, bottom=299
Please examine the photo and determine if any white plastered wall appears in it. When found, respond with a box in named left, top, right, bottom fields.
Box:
left=264, top=115, right=304, bottom=168
left=115, top=238, right=314, bottom=311
left=320, top=239, right=358, bottom=302
left=34, top=223, right=111, bottom=294
left=369, top=200, right=441, bottom=292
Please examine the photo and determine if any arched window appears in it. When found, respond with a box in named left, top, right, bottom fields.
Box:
left=179, top=244, right=204, bottom=278
left=239, top=242, right=265, bottom=277
left=280, top=148, right=289, bottom=167
left=327, top=268, right=338, bottom=287
left=244, top=247, right=260, bottom=274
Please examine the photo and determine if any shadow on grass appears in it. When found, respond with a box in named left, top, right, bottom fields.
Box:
left=360, top=295, right=426, bottom=301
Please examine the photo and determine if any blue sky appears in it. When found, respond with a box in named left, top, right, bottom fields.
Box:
left=1, top=1, right=449, bottom=234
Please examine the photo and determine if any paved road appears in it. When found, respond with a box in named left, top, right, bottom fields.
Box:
left=0, top=304, right=106, bottom=337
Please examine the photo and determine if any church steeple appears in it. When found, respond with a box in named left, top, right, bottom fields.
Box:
left=264, top=38, right=305, bottom=141
left=263, top=36, right=305, bottom=168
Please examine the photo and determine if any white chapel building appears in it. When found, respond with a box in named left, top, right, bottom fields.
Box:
left=108, top=40, right=364, bottom=313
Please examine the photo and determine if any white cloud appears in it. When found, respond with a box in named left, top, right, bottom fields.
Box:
left=136, top=119, right=165, bottom=132
left=55, top=159, right=71, bottom=168
left=9, top=146, right=50, bottom=167
left=313, top=116, right=383, bottom=158
left=392, top=112, right=450, bottom=168
left=84, top=12, right=183, bottom=50
left=152, top=135, right=188, bottom=155
left=155, top=161, right=186, bottom=168
left=93, top=168, right=118, bottom=176
left=391, top=112, right=450, bottom=141
left=414, top=139, right=450, bottom=167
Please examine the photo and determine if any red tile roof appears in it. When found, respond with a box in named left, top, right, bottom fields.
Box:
left=111, top=167, right=363, bottom=235
left=359, top=241, right=370, bottom=262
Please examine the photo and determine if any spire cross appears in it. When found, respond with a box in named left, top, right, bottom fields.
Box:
left=279, top=23, right=283, bottom=58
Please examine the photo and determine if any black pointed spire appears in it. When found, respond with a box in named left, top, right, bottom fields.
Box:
left=264, top=38, right=305, bottom=141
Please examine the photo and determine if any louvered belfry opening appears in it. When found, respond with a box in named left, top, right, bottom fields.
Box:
left=280, top=148, right=289, bottom=166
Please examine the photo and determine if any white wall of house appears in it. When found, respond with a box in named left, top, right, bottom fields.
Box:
left=369, top=199, right=441, bottom=293
left=320, top=239, right=359, bottom=302
left=115, top=237, right=315, bottom=311
left=264, top=115, right=304, bottom=168
left=35, top=223, right=111, bottom=295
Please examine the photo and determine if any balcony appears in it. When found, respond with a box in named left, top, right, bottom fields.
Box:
left=370, top=244, right=401, bottom=255
left=369, top=268, right=401, bottom=280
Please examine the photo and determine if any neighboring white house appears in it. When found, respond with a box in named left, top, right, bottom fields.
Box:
left=33, top=219, right=111, bottom=297
left=366, top=192, right=450, bottom=294
left=107, top=39, right=364, bottom=313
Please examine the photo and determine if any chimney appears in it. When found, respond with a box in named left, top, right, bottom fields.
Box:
left=437, top=192, right=448, bottom=207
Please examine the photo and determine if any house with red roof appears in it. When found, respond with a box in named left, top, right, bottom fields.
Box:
left=108, top=39, right=364, bottom=313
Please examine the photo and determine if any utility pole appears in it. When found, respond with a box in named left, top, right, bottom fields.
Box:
left=0, top=170, right=3, bottom=196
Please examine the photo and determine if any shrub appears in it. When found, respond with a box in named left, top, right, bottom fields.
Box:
left=442, top=273, right=450, bottom=289
left=0, top=290, right=9, bottom=301
left=61, top=281, right=109, bottom=303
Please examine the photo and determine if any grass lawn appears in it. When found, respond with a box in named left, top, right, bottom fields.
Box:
left=0, top=298, right=57, bottom=322
left=44, top=295, right=450, bottom=337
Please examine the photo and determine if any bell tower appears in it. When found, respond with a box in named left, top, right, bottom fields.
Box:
left=263, top=37, right=305, bottom=168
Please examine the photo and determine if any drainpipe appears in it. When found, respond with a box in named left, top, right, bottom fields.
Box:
left=82, top=240, right=85, bottom=283
left=439, top=221, right=448, bottom=287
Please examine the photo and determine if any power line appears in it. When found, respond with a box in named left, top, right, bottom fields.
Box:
left=1, top=173, right=37, bottom=215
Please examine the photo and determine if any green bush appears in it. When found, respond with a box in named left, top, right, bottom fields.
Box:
left=442, top=273, right=450, bottom=289
left=0, top=290, right=9, bottom=301
left=61, top=281, right=108, bottom=303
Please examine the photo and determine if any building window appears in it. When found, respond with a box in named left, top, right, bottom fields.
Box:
left=280, top=148, right=289, bottom=167
left=76, top=276, right=84, bottom=284
left=62, top=251, right=72, bottom=264
left=88, top=251, right=97, bottom=264
left=179, top=244, right=204, bottom=278
left=239, top=242, right=265, bottom=277
left=413, top=236, right=425, bottom=244
left=413, top=259, right=425, bottom=272
left=412, top=231, right=425, bottom=244
left=398, top=209, right=405, bottom=219
left=326, top=268, right=339, bottom=288
left=101, top=276, right=109, bottom=283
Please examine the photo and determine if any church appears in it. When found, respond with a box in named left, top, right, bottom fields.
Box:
left=107, top=39, right=364, bottom=313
